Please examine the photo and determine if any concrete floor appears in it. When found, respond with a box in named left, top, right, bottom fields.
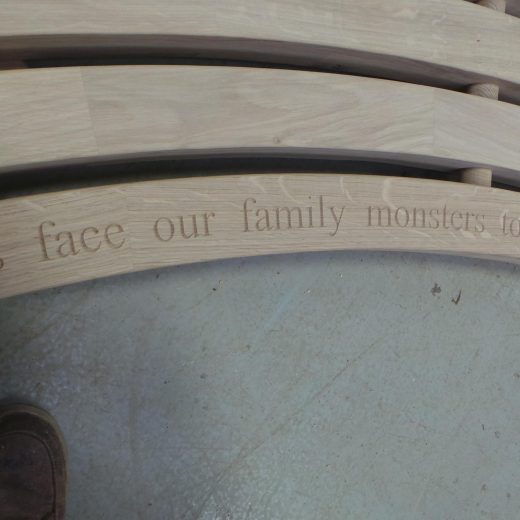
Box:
left=1, top=250, right=520, bottom=519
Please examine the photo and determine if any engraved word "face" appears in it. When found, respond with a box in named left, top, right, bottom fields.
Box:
left=38, top=221, right=126, bottom=261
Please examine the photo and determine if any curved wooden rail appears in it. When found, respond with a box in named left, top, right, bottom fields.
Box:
left=2, top=173, right=520, bottom=298
left=2, top=66, right=520, bottom=184
left=2, top=0, right=520, bottom=103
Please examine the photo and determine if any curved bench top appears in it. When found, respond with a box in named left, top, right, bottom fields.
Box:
left=2, top=173, right=520, bottom=298
left=2, top=0, right=520, bottom=103
left=1, top=66, right=520, bottom=183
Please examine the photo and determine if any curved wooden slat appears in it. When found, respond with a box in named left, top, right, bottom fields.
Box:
left=2, top=66, right=520, bottom=184
left=2, top=173, right=520, bottom=299
left=2, top=0, right=520, bottom=103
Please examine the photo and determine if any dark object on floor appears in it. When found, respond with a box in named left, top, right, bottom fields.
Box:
left=0, top=404, right=67, bottom=520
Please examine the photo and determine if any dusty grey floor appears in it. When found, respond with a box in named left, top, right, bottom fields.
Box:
left=1, top=251, right=519, bottom=520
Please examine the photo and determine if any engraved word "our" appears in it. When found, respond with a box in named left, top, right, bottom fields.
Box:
left=153, top=212, right=215, bottom=242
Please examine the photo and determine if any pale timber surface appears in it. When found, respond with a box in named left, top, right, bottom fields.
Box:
left=2, top=174, right=520, bottom=298
left=2, top=0, right=520, bottom=102
left=2, top=66, right=520, bottom=183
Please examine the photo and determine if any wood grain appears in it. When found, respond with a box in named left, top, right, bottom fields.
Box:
left=2, top=0, right=520, bottom=103
left=2, top=173, right=520, bottom=299
left=3, top=66, right=520, bottom=184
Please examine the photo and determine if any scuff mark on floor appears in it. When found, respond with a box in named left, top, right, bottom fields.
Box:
left=431, top=283, right=441, bottom=296
left=451, top=290, right=462, bottom=305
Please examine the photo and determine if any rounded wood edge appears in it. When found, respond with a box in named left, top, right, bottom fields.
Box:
left=461, top=82, right=500, bottom=186
left=460, top=167, right=493, bottom=187
left=467, top=83, right=500, bottom=99
left=1, top=173, right=520, bottom=299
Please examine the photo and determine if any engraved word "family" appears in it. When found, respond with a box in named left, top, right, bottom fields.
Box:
left=242, top=196, right=346, bottom=237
